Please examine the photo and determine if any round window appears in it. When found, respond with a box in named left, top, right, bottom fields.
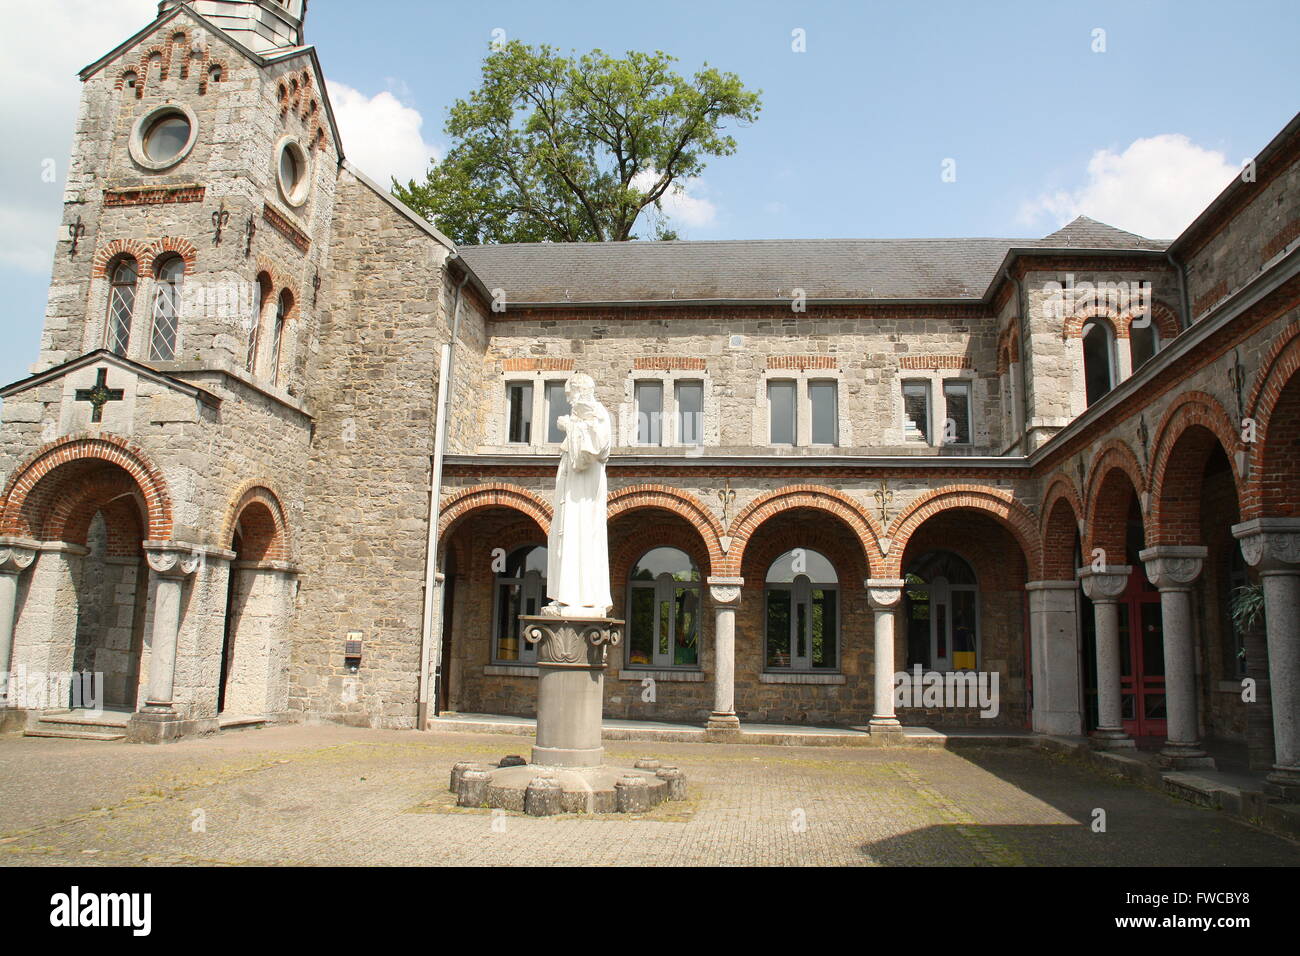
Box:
left=129, top=104, right=198, bottom=170
left=144, top=113, right=191, bottom=163
left=275, top=138, right=310, bottom=206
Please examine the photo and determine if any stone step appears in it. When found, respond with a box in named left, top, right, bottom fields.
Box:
left=32, top=713, right=131, bottom=729
left=24, top=728, right=126, bottom=741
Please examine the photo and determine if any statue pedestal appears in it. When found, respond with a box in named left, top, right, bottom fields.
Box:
left=522, top=614, right=620, bottom=767
left=443, top=613, right=688, bottom=815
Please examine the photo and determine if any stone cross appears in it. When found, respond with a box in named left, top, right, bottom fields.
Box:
left=74, top=368, right=124, bottom=423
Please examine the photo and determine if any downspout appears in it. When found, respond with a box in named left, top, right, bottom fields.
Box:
left=1166, top=249, right=1192, bottom=331
left=417, top=263, right=470, bottom=729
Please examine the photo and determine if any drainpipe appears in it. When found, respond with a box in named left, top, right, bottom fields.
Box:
left=417, top=263, right=470, bottom=730
left=1166, top=249, right=1192, bottom=331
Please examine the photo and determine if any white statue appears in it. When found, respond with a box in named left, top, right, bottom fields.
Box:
left=543, top=373, right=613, bottom=617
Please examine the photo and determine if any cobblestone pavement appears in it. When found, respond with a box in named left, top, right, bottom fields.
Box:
left=0, top=724, right=1295, bottom=866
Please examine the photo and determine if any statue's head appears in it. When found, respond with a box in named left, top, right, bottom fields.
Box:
left=565, top=372, right=596, bottom=403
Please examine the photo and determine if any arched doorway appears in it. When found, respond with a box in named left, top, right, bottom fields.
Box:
left=904, top=550, right=979, bottom=673
left=219, top=491, right=293, bottom=718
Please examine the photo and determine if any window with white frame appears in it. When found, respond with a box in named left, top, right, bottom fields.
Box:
left=149, top=255, right=184, bottom=361
left=902, top=380, right=931, bottom=443
left=492, top=545, right=547, bottom=663
left=809, top=379, right=838, bottom=445
left=768, top=379, right=796, bottom=445
left=626, top=547, right=701, bottom=668
left=676, top=380, right=703, bottom=446
left=942, top=379, right=972, bottom=445
left=635, top=380, right=664, bottom=445
left=544, top=379, right=571, bottom=443
left=904, top=550, right=979, bottom=673
left=506, top=381, right=533, bottom=443
left=765, top=548, right=839, bottom=671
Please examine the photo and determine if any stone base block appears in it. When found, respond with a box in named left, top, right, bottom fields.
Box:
left=1158, top=746, right=1217, bottom=771
left=706, top=713, right=740, bottom=731
left=1090, top=730, right=1136, bottom=750
left=452, top=760, right=686, bottom=815
left=0, top=708, right=28, bottom=735
left=1265, top=768, right=1300, bottom=803
left=126, top=711, right=217, bottom=744
left=868, top=718, right=904, bottom=735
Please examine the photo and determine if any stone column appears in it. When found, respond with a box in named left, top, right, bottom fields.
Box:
left=706, top=576, right=742, bottom=731
left=1026, top=580, right=1083, bottom=736
left=0, top=539, right=38, bottom=708
left=867, top=579, right=905, bottom=733
left=1078, top=566, right=1135, bottom=749
left=1233, top=518, right=1300, bottom=799
left=1140, top=546, right=1214, bottom=768
left=521, top=614, right=622, bottom=767
left=139, top=545, right=201, bottom=715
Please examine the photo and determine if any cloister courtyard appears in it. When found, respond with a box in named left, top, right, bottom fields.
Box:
left=0, top=723, right=1295, bottom=867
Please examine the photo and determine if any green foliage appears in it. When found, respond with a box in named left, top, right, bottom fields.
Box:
left=392, top=42, right=761, bottom=244
left=1230, top=584, right=1266, bottom=633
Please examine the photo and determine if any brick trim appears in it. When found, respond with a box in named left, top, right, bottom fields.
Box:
left=898, top=355, right=972, bottom=370
left=1040, top=475, right=1084, bottom=580
left=767, top=355, right=838, bottom=370
left=1, top=433, right=173, bottom=542
left=262, top=203, right=311, bottom=253
left=607, top=484, right=724, bottom=576
left=633, top=357, right=707, bottom=371
left=885, top=484, right=1042, bottom=579
left=1243, top=319, right=1300, bottom=520
left=1083, top=439, right=1146, bottom=557
left=221, top=480, right=293, bottom=562
left=1147, top=390, right=1243, bottom=545
left=500, top=358, right=575, bottom=372
left=725, top=485, right=883, bottom=577
left=438, top=484, right=553, bottom=539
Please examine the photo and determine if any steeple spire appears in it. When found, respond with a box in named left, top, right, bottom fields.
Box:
left=157, top=1, right=307, bottom=53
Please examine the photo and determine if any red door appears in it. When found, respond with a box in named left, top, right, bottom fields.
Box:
left=1118, top=569, right=1166, bottom=738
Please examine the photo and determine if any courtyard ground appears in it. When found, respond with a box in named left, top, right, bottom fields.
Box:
left=0, top=723, right=1296, bottom=866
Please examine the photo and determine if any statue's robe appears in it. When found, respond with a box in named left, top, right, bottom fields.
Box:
left=546, top=402, right=612, bottom=613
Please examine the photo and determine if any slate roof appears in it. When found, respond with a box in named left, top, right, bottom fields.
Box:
left=456, top=216, right=1167, bottom=305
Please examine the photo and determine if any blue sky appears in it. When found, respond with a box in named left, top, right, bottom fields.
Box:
left=1, top=0, right=1296, bottom=384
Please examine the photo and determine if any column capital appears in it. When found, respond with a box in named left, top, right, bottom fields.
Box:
left=144, top=544, right=202, bottom=578
left=865, top=578, right=906, bottom=609
left=706, top=576, right=743, bottom=607
left=1232, top=517, right=1300, bottom=573
left=1138, top=546, right=1206, bottom=591
left=0, top=537, right=39, bottom=575
left=1077, top=565, right=1131, bottom=602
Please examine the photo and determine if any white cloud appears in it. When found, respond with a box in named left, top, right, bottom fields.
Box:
left=633, top=169, right=718, bottom=232
left=1019, top=134, right=1240, bottom=240
left=0, top=0, right=158, bottom=273
left=326, top=80, right=439, bottom=187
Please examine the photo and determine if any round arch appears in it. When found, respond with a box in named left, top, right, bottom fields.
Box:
left=1, top=433, right=172, bottom=542
left=1147, top=391, right=1243, bottom=546
left=607, top=484, right=724, bottom=577
left=1083, top=440, right=1147, bottom=559
left=222, top=481, right=293, bottom=562
left=886, top=485, right=1041, bottom=579
left=437, top=484, right=552, bottom=540
left=1243, top=319, right=1300, bottom=520
left=725, top=485, right=882, bottom=577
left=1040, top=474, right=1084, bottom=581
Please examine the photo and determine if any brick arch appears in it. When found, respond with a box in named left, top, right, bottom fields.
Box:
left=438, top=484, right=552, bottom=539
left=1, top=434, right=173, bottom=543
left=741, top=522, right=867, bottom=586
left=254, top=258, right=302, bottom=321
left=885, top=485, right=1041, bottom=579
left=725, top=485, right=881, bottom=577
left=221, top=480, right=293, bottom=562
left=1040, top=474, right=1084, bottom=580
left=607, top=484, right=723, bottom=576
left=1084, top=440, right=1146, bottom=559
left=1243, top=318, right=1300, bottom=520
left=449, top=519, right=547, bottom=581
left=145, top=237, right=198, bottom=276
left=609, top=519, right=711, bottom=603
left=1064, top=306, right=1121, bottom=339
left=1147, top=391, right=1243, bottom=546
left=92, top=239, right=152, bottom=278
left=45, top=468, right=147, bottom=554
left=1117, top=301, right=1180, bottom=342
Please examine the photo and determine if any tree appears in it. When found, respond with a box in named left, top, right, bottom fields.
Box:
left=392, top=42, right=761, bottom=244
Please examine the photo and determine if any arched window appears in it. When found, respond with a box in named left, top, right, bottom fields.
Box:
left=270, top=289, right=291, bottom=386
left=904, top=550, right=978, bottom=672
left=248, top=273, right=271, bottom=372
left=627, top=547, right=701, bottom=668
left=1082, top=318, right=1116, bottom=406
left=765, top=548, right=838, bottom=671
left=149, top=255, right=184, bottom=361
left=105, top=257, right=138, bottom=355
left=492, top=545, right=547, bottom=663
left=1129, top=321, right=1159, bottom=371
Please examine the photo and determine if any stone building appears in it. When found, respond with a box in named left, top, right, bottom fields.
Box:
left=0, top=2, right=1296, bottom=795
